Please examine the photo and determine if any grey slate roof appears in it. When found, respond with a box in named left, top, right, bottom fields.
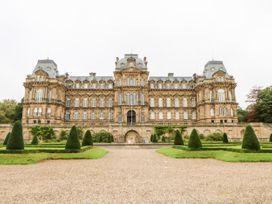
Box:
left=33, top=59, right=59, bottom=78
left=116, top=54, right=146, bottom=70
left=149, top=76, right=192, bottom=82
left=68, top=76, right=113, bottom=82
left=203, top=60, right=227, bottom=78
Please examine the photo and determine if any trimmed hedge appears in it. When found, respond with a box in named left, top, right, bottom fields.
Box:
left=223, top=133, right=229, bottom=144
left=31, top=135, right=39, bottom=145
left=82, top=130, right=93, bottom=146
left=188, top=129, right=202, bottom=149
left=93, top=131, right=114, bottom=143
left=7, top=121, right=24, bottom=150
left=174, top=130, right=184, bottom=145
left=3, top=132, right=10, bottom=145
left=242, top=125, right=260, bottom=151
left=65, top=126, right=81, bottom=151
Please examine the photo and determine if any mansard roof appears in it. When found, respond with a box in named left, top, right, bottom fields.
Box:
left=33, top=59, right=59, bottom=78
left=203, top=60, right=228, bottom=78
left=68, top=75, right=113, bottom=82
left=149, top=73, right=192, bottom=82
left=115, top=54, right=147, bottom=70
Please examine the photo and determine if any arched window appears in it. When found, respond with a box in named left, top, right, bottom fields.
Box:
left=182, top=98, right=188, bottom=107
left=210, top=108, right=215, bottom=116
left=74, top=98, right=80, bottom=107
left=167, top=112, right=172, bottom=119
left=166, top=98, right=171, bottom=107
left=35, top=89, right=44, bottom=102
left=109, top=98, right=113, bottom=107
left=99, top=99, right=104, bottom=107
left=184, top=111, right=188, bottom=120
left=159, top=112, right=163, bottom=120
left=150, top=112, right=155, bottom=120
left=174, top=98, right=179, bottom=107
left=192, top=111, right=196, bottom=120
left=150, top=98, right=155, bottom=107
left=83, top=98, right=88, bottom=107
left=158, top=98, right=163, bottom=107
left=175, top=112, right=180, bottom=120
left=218, top=89, right=225, bottom=102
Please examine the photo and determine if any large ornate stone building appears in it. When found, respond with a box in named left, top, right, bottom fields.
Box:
left=22, top=54, right=239, bottom=142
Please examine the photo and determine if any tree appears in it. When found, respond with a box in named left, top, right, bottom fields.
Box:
left=82, top=130, right=93, bottom=146
left=65, top=126, right=81, bottom=151
left=188, top=129, right=202, bottom=149
left=31, top=135, right=39, bottom=145
left=3, top=132, right=11, bottom=145
left=174, top=130, right=184, bottom=145
left=6, top=121, right=24, bottom=150
left=269, top=134, right=272, bottom=143
left=242, top=125, right=260, bottom=151
left=222, top=133, right=229, bottom=143
left=237, top=107, right=248, bottom=123
left=30, top=126, right=55, bottom=141
left=255, top=87, right=272, bottom=123
left=0, top=100, right=18, bottom=124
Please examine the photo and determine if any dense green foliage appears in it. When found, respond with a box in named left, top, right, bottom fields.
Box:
left=65, top=126, right=81, bottom=151
left=255, top=87, right=272, bottom=123
left=188, top=129, right=202, bottom=149
left=30, top=126, right=56, bottom=140
left=59, top=130, right=68, bottom=140
left=242, top=125, right=260, bottom=151
left=82, top=130, right=93, bottom=146
left=31, top=135, right=39, bottom=145
left=3, top=132, right=10, bottom=145
left=150, top=134, right=158, bottom=143
left=0, top=99, right=22, bottom=124
left=206, top=132, right=223, bottom=141
left=223, top=133, right=229, bottom=143
left=6, top=121, right=24, bottom=150
left=161, top=135, right=166, bottom=142
left=174, top=130, right=184, bottom=145
left=93, top=131, right=114, bottom=143
left=154, top=125, right=187, bottom=137
left=270, top=134, right=272, bottom=143
left=76, top=128, right=84, bottom=140
left=237, top=107, right=248, bottom=123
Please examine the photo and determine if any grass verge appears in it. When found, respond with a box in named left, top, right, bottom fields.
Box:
left=0, top=147, right=108, bottom=165
left=157, top=147, right=272, bottom=162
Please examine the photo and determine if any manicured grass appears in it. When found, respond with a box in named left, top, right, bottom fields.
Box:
left=157, top=147, right=272, bottom=162
left=0, top=147, right=108, bottom=165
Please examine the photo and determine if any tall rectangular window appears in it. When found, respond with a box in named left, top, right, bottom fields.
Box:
left=74, top=98, right=80, bottom=107
left=66, top=98, right=71, bottom=107
left=158, top=98, right=163, bottom=107
left=150, top=98, right=155, bottom=107
left=65, top=111, right=70, bottom=120
left=74, top=112, right=79, bottom=120
left=83, top=98, right=88, bottom=107
left=174, top=98, right=179, bottom=107
left=166, top=98, right=171, bottom=107
left=83, top=111, right=87, bottom=120
left=35, top=89, right=43, bottom=102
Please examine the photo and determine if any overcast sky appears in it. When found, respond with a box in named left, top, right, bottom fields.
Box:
left=0, top=0, right=271, bottom=108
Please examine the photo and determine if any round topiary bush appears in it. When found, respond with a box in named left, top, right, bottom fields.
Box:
left=174, top=130, right=184, bottom=145
left=31, top=135, right=39, bottom=145
left=242, top=125, right=260, bottom=151
left=3, top=132, right=11, bottom=145
left=82, top=130, right=93, bottom=146
left=7, top=121, right=24, bottom=150
left=65, top=126, right=81, bottom=151
left=223, top=133, right=229, bottom=144
left=188, top=129, right=202, bottom=149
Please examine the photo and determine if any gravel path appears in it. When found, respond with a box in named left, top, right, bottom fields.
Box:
left=1, top=148, right=272, bottom=204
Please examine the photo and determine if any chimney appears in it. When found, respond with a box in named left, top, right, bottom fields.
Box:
left=89, top=72, right=96, bottom=77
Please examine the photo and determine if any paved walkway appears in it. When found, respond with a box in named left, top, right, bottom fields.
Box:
left=0, top=148, right=272, bottom=203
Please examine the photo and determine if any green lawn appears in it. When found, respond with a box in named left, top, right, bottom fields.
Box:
left=0, top=147, right=108, bottom=165
left=157, top=147, right=272, bottom=162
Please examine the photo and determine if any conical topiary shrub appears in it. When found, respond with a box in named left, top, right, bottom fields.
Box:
left=223, top=133, right=229, bottom=144
left=162, top=135, right=166, bottom=143
left=188, top=129, right=202, bottom=149
left=242, top=125, right=260, bottom=151
left=65, top=126, right=81, bottom=151
left=174, top=130, right=184, bottom=145
left=269, top=134, right=272, bottom=142
left=7, top=121, right=24, bottom=150
left=3, top=132, right=11, bottom=145
left=82, top=130, right=93, bottom=146
left=31, top=135, right=39, bottom=145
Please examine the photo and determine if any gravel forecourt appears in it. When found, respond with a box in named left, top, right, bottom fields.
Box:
left=0, top=147, right=272, bottom=204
